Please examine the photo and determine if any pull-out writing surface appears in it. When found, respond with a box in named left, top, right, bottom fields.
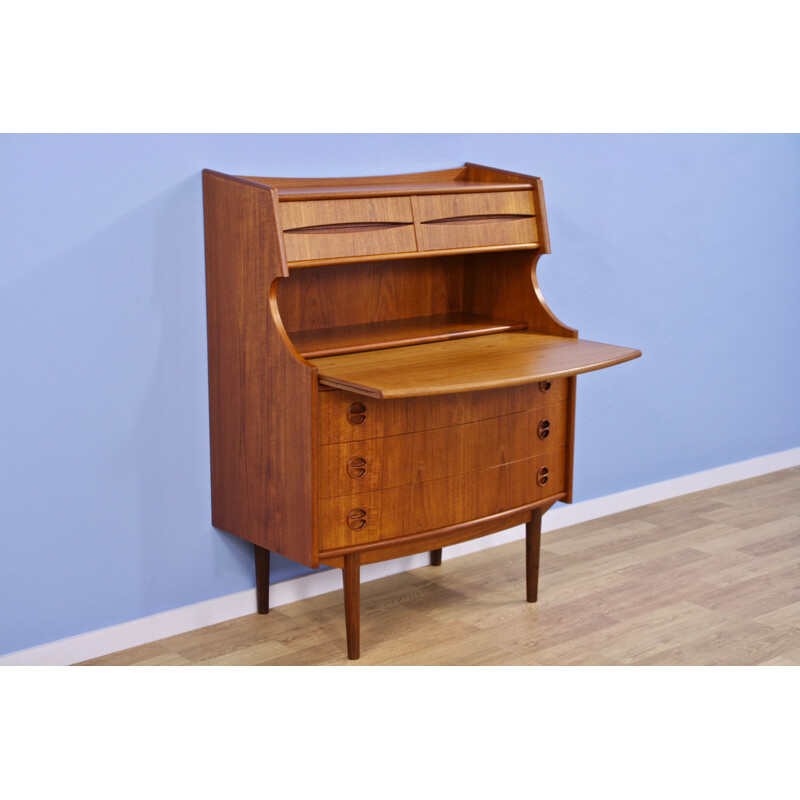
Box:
left=310, top=332, right=641, bottom=398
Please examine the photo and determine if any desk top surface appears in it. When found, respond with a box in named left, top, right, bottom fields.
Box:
left=310, top=332, right=641, bottom=398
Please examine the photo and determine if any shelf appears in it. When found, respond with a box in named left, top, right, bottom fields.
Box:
left=289, top=313, right=527, bottom=358
left=309, top=332, right=642, bottom=398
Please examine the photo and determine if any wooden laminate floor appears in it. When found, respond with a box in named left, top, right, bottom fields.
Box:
left=79, top=467, right=800, bottom=666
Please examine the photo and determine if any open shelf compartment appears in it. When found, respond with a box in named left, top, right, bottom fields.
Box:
left=288, top=312, right=528, bottom=359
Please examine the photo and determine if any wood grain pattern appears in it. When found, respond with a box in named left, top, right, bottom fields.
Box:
left=78, top=468, right=800, bottom=666
left=311, top=332, right=641, bottom=398
left=413, top=192, right=535, bottom=220
left=463, top=250, right=577, bottom=338
left=464, top=162, right=551, bottom=254
left=271, top=181, right=530, bottom=199
left=343, top=553, right=361, bottom=660
left=412, top=191, right=538, bottom=251
left=316, top=380, right=568, bottom=445
left=527, top=509, right=543, bottom=602
left=318, top=401, right=568, bottom=498
left=279, top=196, right=417, bottom=262
left=241, top=165, right=530, bottom=200
left=283, top=242, right=544, bottom=269
left=202, top=170, right=318, bottom=566
left=288, top=312, right=527, bottom=358
left=276, top=257, right=464, bottom=334
left=318, top=448, right=566, bottom=550
left=201, top=164, right=640, bottom=658
left=280, top=197, right=414, bottom=229
left=320, top=506, right=540, bottom=567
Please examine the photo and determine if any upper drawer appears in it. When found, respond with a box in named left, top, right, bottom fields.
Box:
left=317, top=379, right=568, bottom=444
left=412, top=191, right=538, bottom=252
left=279, top=197, right=417, bottom=263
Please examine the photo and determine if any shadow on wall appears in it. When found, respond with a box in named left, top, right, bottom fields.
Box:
left=0, top=173, right=313, bottom=655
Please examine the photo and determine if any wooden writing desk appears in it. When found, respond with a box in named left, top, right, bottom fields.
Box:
left=203, top=163, right=641, bottom=659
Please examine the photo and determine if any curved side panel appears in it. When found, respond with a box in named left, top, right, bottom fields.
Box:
left=463, top=250, right=577, bottom=338
left=203, top=170, right=319, bottom=567
left=530, top=254, right=578, bottom=338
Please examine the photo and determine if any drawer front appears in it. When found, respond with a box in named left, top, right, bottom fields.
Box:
left=279, top=197, right=416, bottom=262
left=318, top=401, right=568, bottom=498
left=412, top=191, right=538, bottom=252
left=317, top=487, right=407, bottom=549
left=318, top=448, right=566, bottom=551
left=317, top=379, right=567, bottom=445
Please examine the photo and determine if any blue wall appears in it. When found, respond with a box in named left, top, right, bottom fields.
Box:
left=1, top=134, right=799, bottom=656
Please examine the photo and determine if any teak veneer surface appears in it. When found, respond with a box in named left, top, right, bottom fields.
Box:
left=289, top=312, right=528, bottom=358
left=318, top=401, right=567, bottom=498
left=310, top=332, right=641, bottom=398
left=244, top=179, right=533, bottom=201
left=317, top=449, right=566, bottom=551
left=316, top=380, right=568, bottom=445
left=201, top=163, right=640, bottom=658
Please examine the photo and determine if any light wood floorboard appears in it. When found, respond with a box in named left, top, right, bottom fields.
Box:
left=79, top=467, right=800, bottom=666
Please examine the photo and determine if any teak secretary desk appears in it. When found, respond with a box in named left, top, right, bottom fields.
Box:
left=202, top=162, right=641, bottom=659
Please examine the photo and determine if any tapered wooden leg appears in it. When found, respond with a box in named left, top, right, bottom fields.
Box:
left=255, top=545, right=271, bottom=615
left=430, top=548, right=443, bottom=566
left=526, top=510, right=543, bottom=603
left=343, top=553, right=361, bottom=660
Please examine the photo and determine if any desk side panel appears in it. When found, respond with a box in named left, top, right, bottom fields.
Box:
left=203, top=170, right=318, bottom=567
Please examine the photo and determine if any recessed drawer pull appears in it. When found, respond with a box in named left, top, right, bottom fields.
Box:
left=347, top=457, right=368, bottom=479
left=422, top=213, right=533, bottom=226
left=536, top=466, right=550, bottom=487
left=538, top=419, right=551, bottom=439
left=347, top=508, right=367, bottom=530
left=539, top=380, right=552, bottom=393
left=347, top=402, right=367, bottom=425
left=284, top=221, right=412, bottom=234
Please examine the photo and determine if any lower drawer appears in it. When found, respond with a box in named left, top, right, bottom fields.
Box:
left=318, top=447, right=566, bottom=552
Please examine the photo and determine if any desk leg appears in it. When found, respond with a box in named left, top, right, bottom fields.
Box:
left=430, top=548, right=443, bottom=566
left=255, top=545, right=270, bottom=614
left=343, top=553, right=361, bottom=660
left=526, top=510, right=543, bottom=603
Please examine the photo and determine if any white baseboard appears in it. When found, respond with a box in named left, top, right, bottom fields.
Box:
left=3, top=446, right=798, bottom=666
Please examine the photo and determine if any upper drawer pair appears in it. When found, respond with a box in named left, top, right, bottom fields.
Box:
left=279, top=190, right=538, bottom=264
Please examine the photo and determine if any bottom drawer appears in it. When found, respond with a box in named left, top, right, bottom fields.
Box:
left=318, top=448, right=566, bottom=552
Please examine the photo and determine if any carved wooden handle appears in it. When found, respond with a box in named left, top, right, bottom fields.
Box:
left=538, top=419, right=551, bottom=440
left=347, top=402, right=367, bottom=425
left=347, top=456, right=367, bottom=479
left=347, top=508, right=367, bottom=530
left=539, top=380, right=552, bottom=393
left=537, top=466, right=550, bottom=487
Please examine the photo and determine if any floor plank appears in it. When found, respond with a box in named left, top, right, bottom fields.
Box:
left=78, top=466, right=800, bottom=666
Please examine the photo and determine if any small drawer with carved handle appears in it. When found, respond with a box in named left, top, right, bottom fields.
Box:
left=412, top=191, right=539, bottom=252
left=279, top=196, right=417, bottom=263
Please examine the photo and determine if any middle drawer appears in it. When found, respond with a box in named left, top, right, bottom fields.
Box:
left=318, top=401, right=567, bottom=498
